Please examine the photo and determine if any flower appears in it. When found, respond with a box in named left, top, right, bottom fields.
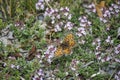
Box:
left=44, top=45, right=56, bottom=63
left=114, top=44, right=120, bottom=54
left=36, top=1, right=45, bottom=10
left=85, top=2, right=120, bottom=23
left=54, top=24, right=62, bottom=32
left=76, top=27, right=86, bottom=37
left=101, top=56, right=112, bottom=62
left=84, top=3, right=96, bottom=13
left=92, top=38, right=101, bottom=46
left=78, top=40, right=85, bottom=44
left=68, top=14, right=72, bottom=20
left=78, top=16, right=92, bottom=27
left=32, top=69, right=44, bottom=80
left=99, top=17, right=107, bottom=23
left=69, top=59, right=79, bottom=71
left=10, top=64, right=15, bottom=68
left=64, top=21, right=74, bottom=30
left=105, top=36, right=111, bottom=43
left=114, top=71, right=120, bottom=80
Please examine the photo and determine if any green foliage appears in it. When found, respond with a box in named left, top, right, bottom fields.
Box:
left=0, top=0, right=37, bottom=21
left=0, top=0, right=120, bottom=80
left=0, top=19, right=6, bottom=30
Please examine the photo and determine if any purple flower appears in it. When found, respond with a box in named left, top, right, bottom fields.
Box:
left=36, top=1, right=44, bottom=10
left=64, top=22, right=74, bottom=30
left=114, top=44, right=120, bottom=54
left=44, top=45, right=56, bottom=63
left=76, top=27, right=86, bottom=37
left=78, top=16, right=92, bottom=27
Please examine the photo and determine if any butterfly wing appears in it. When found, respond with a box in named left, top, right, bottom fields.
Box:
left=54, top=47, right=63, bottom=57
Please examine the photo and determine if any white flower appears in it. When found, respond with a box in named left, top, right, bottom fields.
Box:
left=51, top=20, right=55, bottom=24
left=79, top=16, right=92, bottom=27
left=105, top=36, right=111, bottom=43
left=115, top=58, right=120, bottom=63
left=36, top=2, right=44, bottom=10
left=100, top=18, right=107, bottom=23
left=88, top=4, right=93, bottom=8
left=78, top=40, right=85, bottom=44
left=32, top=75, right=39, bottom=80
left=80, top=23, right=86, bottom=27
left=78, top=27, right=86, bottom=35
left=16, top=65, right=20, bottom=69
left=47, top=58, right=52, bottom=63
left=51, top=16, right=55, bottom=20
left=56, top=14, right=60, bottom=19
left=3, top=63, right=7, bottom=67
left=60, top=7, right=64, bottom=11
left=41, top=4, right=44, bottom=10
left=36, top=3, right=41, bottom=10
left=115, top=9, right=119, bottom=13
left=38, top=69, right=44, bottom=76
left=92, top=42, right=96, bottom=45
left=36, top=54, right=41, bottom=58
left=109, top=7, right=113, bottom=11
left=113, top=4, right=118, bottom=9
left=65, top=7, right=69, bottom=12
left=54, top=24, right=62, bottom=32
left=76, top=27, right=86, bottom=37
left=96, top=45, right=100, bottom=50
left=64, top=12, right=69, bottom=16
left=44, top=45, right=56, bottom=63
left=68, top=14, right=72, bottom=20
left=64, top=22, right=73, bottom=30
left=114, top=71, right=120, bottom=80
left=88, top=21, right=92, bottom=26
left=92, top=9, right=96, bottom=13
left=114, top=44, right=120, bottom=54
left=11, top=64, right=15, bottom=68
left=71, top=67, right=76, bottom=71
left=80, top=19, right=86, bottom=23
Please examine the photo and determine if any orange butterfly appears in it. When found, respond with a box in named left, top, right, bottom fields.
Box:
left=55, top=33, right=75, bottom=57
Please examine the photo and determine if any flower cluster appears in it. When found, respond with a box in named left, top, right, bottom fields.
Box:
left=114, top=70, right=120, bottom=80
left=44, top=7, right=74, bottom=32
left=36, top=0, right=45, bottom=10
left=95, top=52, right=112, bottom=62
left=92, top=38, right=102, bottom=60
left=43, top=45, right=56, bottom=63
left=92, top=38, right=101, bottom=47
left=114, top=44, right=120, bottom=54
left=76, top=27, right=86, bottom=37
left=32, top=69, right=44, bottom=80
left=10, top=64, right=20, bottom=69
left=76, top=16, right=92, bottom=37
left=69, top=59, right=79, bottom=71
left=84, top=3, right=96, bottom=14
left=92, top=37, right=114, bottom=62
left=14, top=21, right=25, bottom=29
left=78, top=16, right=92, bottom=27
left=105, top=36, right=113, bottom=44
left=84, top=1, right=120, bottom=23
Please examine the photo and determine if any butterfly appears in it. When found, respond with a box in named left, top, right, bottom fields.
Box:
left=54, top=33, right=75, bottom=57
